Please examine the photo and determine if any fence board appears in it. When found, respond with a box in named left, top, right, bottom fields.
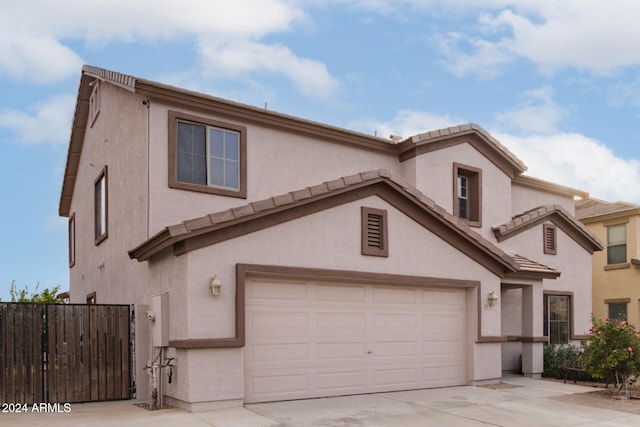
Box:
left=1, top=303, right=131, bottom=405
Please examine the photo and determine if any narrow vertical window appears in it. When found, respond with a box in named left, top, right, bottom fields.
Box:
left=86, top=292, right=97, bottom=304
left=543, top=223, right=557, bottom=255
left=95, top=166, right=108, bottom=245
left=607, top=224, right=626, bottom=264
left=453, top=163, right=482, bottom=227
left=68, top=213, right=76, bottom=267
left=361, top=207, right=388, bottom=257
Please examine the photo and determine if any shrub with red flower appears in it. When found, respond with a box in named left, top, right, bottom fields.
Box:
left=583, top=316, right=640, bottom=399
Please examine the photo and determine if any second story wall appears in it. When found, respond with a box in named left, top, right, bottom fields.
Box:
left=146, top=102, right=399, bottom=235
left=68, top=81, right=150, bottom=304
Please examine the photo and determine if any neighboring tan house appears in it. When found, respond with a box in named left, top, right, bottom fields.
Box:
left=576, top=198, right=640, bottom=326
left=59, top=65, right=602, bottom=411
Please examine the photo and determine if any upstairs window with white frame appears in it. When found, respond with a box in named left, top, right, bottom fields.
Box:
left=169, top=111, right=247, bottom=198
left=607, top=223, right=627, bottom=265
left=453, top=163, right=482, bottom=227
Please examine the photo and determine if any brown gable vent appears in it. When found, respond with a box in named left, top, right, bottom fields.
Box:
left=544, top=223, right=557, bottom=255
left=362, top=207, right=388, bottom=257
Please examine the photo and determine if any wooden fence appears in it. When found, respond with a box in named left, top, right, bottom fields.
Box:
left=0, top=303, right=132, bottom=404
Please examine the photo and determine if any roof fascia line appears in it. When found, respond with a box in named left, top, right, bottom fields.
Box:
left=59, top=73, right=92, bottom=217
left=513, top=175, right=589, bottom=198
left=398, top=131, right=526, bottom=178
left=135, top=81, right=397, bottom=154
left=579, top=208, right=640, bottom=224
left=494, top=208, right=603, bottom=253
left=129, top=174, right=518, bottom=276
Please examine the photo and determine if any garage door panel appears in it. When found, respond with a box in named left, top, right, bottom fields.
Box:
left=245, top=279, right=468, bottom=403
left=316, top=370, right=368, bottom=391
left=373, top=313, right=418, bottom=329
left=250, top=280, right=309, bottom=301
left=372, top=287, right=417, bottom=304
left=249, top=311, right=309, bottom=330
left=315, top=284, right=366, bottom=302
left=317, top=341, right=368, bottom=359
left=316, top=312, right=367, bottom=329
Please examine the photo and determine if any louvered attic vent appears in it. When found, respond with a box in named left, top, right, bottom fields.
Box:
left=543, top=223, right=557, bottom=255
left=361, top=207, right=388, bottom=257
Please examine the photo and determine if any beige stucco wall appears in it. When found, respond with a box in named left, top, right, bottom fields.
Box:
left=67, top=82, right=153, bottom=400
left=146, top=103, right=399, bottom=236
left=511, top=182, right=576, bottom=215
left=154, top=195, right=503, bottom=408
left=411, top=143, right=512, bottom=243
left=584, top=214, right=640, bottom=327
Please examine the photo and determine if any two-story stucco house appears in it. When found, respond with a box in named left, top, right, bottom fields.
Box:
left=576, top=198, right=640, bottom=326
left=59, top=65, right=602, bottom=411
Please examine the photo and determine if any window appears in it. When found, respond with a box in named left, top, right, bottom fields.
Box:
left=607, top=224, right=627, bottom=264
left=544, top=294, right=570, bottom=344
left=361, top=207, right=388, bottom=257
left=543, top=223, right=557, bottom=255
left=68, top=213, right=76, bottom=267
left=169, top=111, right=247, bottom=198
left=94, top=166, right=108, bottom=244
left=89, top=81, right=100, bottom=127
left=608, top=301, right=628, bottom=321
left=453, top=163, right=481, bottom=227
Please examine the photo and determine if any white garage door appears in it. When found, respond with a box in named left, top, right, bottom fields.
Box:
left=244, top=276, right=468, bottom=403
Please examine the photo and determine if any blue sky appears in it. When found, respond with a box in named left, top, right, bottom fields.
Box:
left=1, top=0, right=640, bottom=301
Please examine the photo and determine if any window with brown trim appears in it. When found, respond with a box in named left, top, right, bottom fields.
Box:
left=361, top=207, right=388, bottom=257
left=608, top=302, right=628, bottom=321
left=94, top=166, right=108, bottom=245
left=68, top=213, right=76, bottom=267
left=543, top=294, right=570, bottom=344
left=543, top=223, right=557, bottom=255
left=453, top=163, right=482, bottom=227
left=168, top=111, right=247, bottom=198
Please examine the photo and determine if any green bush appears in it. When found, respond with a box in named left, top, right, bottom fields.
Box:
left=583, top=316, right=640, bottom=398
left=543, top=343, right=584, bottom=379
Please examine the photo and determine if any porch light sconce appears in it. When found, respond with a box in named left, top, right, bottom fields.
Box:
left=210, top=275, right=223, bottom=296
left=487, top=291, right=499, bottom=309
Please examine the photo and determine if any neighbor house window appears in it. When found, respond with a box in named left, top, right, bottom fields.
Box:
left=607, top=301, right=628, bottom=321
left=361, top=207, right=388, bottom=257
left=68, top=213, right=76, bottom=267
left=544, top=294, right=570, bottom=344
left=168, top=111, right=247, bottom=198
left=94, top=166, right=108, bottom=245
left=543, top=223, right=557, bottom=255
left=453, top=163, right=481, bottom=227
left=86, top=292, right=96, bottom=304
left=607, top=224, right=627, bottom=264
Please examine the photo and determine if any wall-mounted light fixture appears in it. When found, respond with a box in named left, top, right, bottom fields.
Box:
left=210, top=275, right=223, bottom=296
left=487, top=291, right=499, bottom=309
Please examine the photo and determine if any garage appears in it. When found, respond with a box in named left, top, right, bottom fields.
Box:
left=244, top=275, right=469, bottom=403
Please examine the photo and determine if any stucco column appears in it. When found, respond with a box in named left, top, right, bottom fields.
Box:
left=521, top=283, right=543, bottom=378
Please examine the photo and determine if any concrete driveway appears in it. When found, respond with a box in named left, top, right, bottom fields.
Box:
left=5, top=376, right=640, bottom=426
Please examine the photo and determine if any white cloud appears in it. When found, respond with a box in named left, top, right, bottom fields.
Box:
left=435, top=1, right=640, bottom=77
left=349, top=109, right=465, bottom=140
left=0, top=0, right=329, bottom=96
left=495, top=86, right=568, bottom=134
left=198, top=40, right=339, bottom=98
left=0, top=95, right=75, bottom=146
left=494, top=131, right=640, bottom=203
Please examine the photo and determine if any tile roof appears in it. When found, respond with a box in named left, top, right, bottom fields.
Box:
left=509, top=254, right=560, bottom=279
left=493, top=205, right=603, bottom=253
left=130, top=168, right=525, bottom=274
left=409, top=123, right=527, bottom=173
left=575, top=197, right=639, bottom=220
